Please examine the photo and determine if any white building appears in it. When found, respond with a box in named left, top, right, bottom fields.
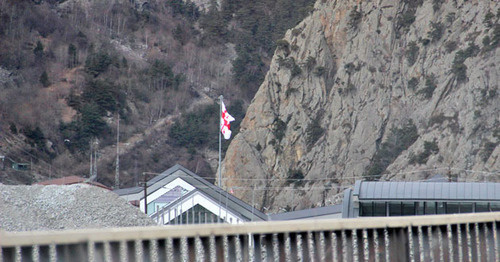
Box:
left=114, top=164, right=268, bottom=225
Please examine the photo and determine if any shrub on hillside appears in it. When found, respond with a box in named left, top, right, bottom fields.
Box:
left=22, top=126, right=46, bottom=149
left=168, top=103, right=224, bottom=150
left=483, top=11, right=495, bottom=28
left=452, top=42, right=479, bottom=83
left=39, top=71, right=50, bottom=87
left=313, top=66, right=325, bottom=76
left=406, top=41, right=419, bottom=66
left=306, top=120, right=324, bottom=150
left=408, top=77, right=419, bottom=90
left=287, top=168, right=305, bottom=187
left=81, top=80, right=125, bottom=115
left=363, top=120, right=419, bottom=180
left=417, top=74, right=437, bottom=98
left=428, top=22, right=444, bottom=42
left=85, top=51, right=112, bottom=77
left=33, top=41, right=44, bottom=60
left=481, top=141, right=498, bottom=161
left=60, top=102, right=111, bottom=152
left=445, top=41, right=458, bottom=53
left=348, top=6, right=363, bottom=31
left=276, top=39, right=290, bottom=54
left=273, top=117, right=287, bottom=142
left=409, top=140, right=439, bottom=164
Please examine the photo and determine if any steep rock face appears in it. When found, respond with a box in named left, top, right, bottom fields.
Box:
left=222, top=0, right=499, bottom=211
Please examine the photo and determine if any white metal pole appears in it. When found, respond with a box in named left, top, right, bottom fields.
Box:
left=218, top=95, right=223, bottom=188
left=218, top=95, right=223, bottom=224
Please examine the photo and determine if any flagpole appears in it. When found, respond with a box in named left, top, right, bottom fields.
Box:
left=218, top=95, right=223, bottom=189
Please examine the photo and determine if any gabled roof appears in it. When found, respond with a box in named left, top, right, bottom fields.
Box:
left=269, top=204, right=342, bottom=221
left=114, top=164, right=268, bottom=221
left=36, top=176, right=111, bottom=190
left=353, top=180, right=500, bottom=201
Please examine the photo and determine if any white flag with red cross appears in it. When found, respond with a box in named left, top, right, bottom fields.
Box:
left=220, top=100, right=235, bottom=140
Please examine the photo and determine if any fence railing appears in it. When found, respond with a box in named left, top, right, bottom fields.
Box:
left=1, top=212, right=499, bottom=261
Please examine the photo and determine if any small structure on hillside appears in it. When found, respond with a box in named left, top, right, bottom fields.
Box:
left=114, top=164, right=268, bottom=225
left=11, top=162, right=29, bottom=171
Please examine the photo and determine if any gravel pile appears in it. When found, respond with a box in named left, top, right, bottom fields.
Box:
left=0, top=184, right=156, bottom=231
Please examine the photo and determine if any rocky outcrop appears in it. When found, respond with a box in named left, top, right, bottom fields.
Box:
left=222, top=0, right=499, bottom=211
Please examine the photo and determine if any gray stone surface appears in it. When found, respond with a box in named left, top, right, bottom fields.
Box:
left=0, top=184, right=155, bottom=231
left=222, top=0, right=499, bottom=212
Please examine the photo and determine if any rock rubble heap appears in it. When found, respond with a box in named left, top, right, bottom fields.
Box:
left=0, top=184, right=155, bottom=231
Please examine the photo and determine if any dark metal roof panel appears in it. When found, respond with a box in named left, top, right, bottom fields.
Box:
left=406, top=183, right=412, bottom=199
left=372, top=183, right=380, bottom=199
left=418, top=183, right=426, bottom=198
left=396, top=183, right=404, bottom=199
left=342, top=189, right=352, bottom=218
left=356, top=181, right=500, bottom=201
left=270, top=205, right=342, bottom=221
left=428, top=183, right=435, bottom=199
left=367, top=182, right=375, bottom=199
left=449, top=183, right=457, bottom=199
left=353, top=180, right=362, bottom=196
left=473, top=184, right=482, bottom=200
left=441, top=183, right=447, bottom=199
left=458, top=183, right=467, bottom=199
left=382, top=183, right=391, bottom=198
left=487, top=183, right=496, bottom=200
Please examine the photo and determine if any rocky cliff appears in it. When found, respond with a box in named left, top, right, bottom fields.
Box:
left=222, top=0, right=499, bottom=211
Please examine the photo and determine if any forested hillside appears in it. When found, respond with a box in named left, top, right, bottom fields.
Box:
left=0, top=0, right=315, bottom=186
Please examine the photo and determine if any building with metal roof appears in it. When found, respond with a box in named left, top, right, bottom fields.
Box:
left=114, top=164, right=268, bottom=225
left=343, top=180, right=500, bottom=218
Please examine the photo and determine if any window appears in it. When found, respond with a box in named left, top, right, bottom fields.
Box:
left=475, top=203, right=489, bottom=212
left=490, top=202, right=500, bottom=212
left=425, top=202, right=436, bottom=215
left=389, top=202, right=402, bottom=216
left=360, top=202, right=373, bottom=216
left=373, top=202, right=387, bottom=216
left=447, top=202, right=459, bottom=214
left=416, top=202, right=424, bottom=215
left=402, top=202, right=416, bottom=216
left=460, top=203, right=473, bottom=213
left=437, top=202, right=446, bottom=214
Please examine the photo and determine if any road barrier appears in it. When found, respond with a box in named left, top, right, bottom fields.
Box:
left=1, top=212, right=499, bottom=261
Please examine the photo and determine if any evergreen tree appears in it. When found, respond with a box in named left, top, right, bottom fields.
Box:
left=33, top=40, right=44, bottom=60
left=67, top=44, right=78, bottom=68
left=39, top=70, right=50, bottom=87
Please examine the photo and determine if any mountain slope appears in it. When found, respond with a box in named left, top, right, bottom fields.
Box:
left=0, top=0, right=317, bottom=187
left=222, top=0, right=500, bottom=211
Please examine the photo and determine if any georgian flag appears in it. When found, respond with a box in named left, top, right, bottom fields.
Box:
left=220, top=100, right=235, bottom=140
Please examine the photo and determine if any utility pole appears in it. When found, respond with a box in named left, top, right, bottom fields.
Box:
left=89, top=141, right=93, bottom=178
left=93, top=141, right=98, bottom=179
left=115, top=114, right=120, bottom=189
left=89, top=139, right=99, bottom=181
left=140, top=172, right=160, bottom=215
